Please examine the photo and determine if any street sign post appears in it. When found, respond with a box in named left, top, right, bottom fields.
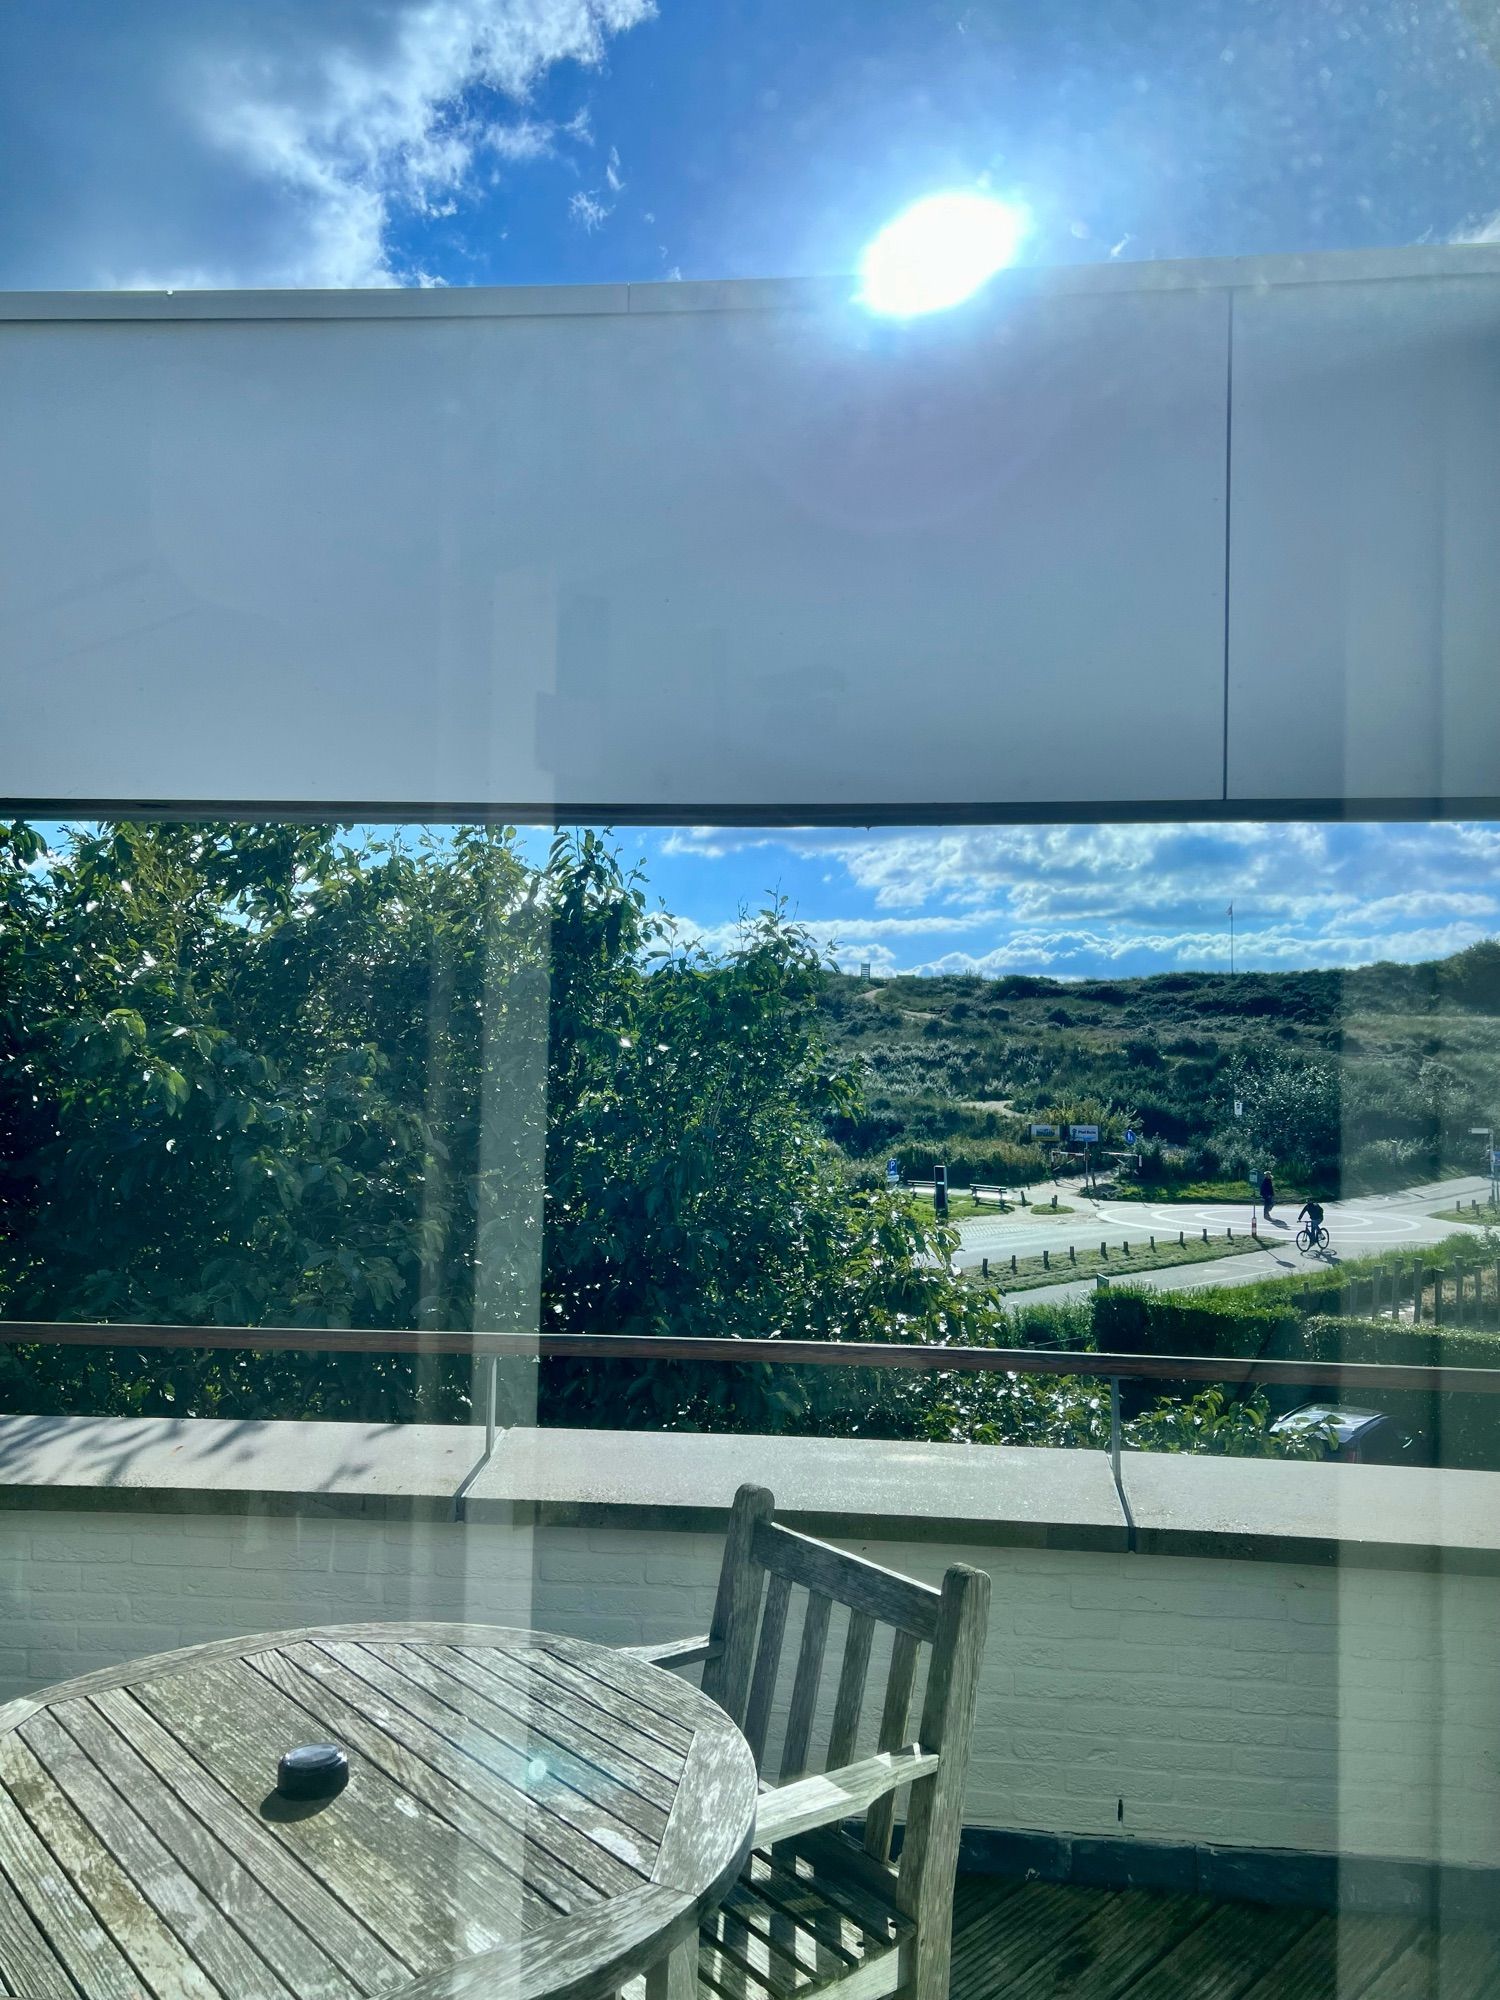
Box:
left=886, top=1158, right=901, bottom=1187
left=933, top=1162, right=948, bottom=1219
left=1068, top=1125, right=1099, bottom=1190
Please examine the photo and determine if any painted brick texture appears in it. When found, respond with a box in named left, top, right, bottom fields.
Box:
left=1, top=1509, right=1496, bottom=1867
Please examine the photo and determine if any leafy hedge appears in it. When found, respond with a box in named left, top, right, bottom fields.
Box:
left=888, top=1141, right=1049, bottom=1188
left=1092, top=1286, right=1500, bottom=1369
left=1090, top=1287, right=1500, bottom=1467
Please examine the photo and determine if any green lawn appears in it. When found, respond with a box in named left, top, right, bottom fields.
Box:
left=1432, top=1202, right=1500, bottom=1226
left=961, top=1229, right=1268, bottom=1296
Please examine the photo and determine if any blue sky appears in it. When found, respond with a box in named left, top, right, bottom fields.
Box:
left=5, top=1, right=1500, bottom=977
left=3, top=0, right=1497, bottom=290
left=600, top=819, right=1500, bottom=979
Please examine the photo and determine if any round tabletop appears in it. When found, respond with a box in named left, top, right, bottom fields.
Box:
left=0, top=1621, right=758, bottom=2000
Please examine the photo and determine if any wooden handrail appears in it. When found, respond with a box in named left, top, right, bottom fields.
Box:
left=1, top=1320, right=1498, bottom=1396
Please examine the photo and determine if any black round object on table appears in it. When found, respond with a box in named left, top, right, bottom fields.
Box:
left=277, top=1743, right=349, bottom=1800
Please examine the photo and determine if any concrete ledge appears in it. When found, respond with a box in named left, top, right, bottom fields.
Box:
left=1123, top=1452, right=1500, bottom=1573
left=462, top=1430, right=1128, bottom=1551
left=0, top=1416, right=485, bottom=1519
left=4, top=244, right=1500, bottom=322
left=3, top=1417, right=1500, bottom=1570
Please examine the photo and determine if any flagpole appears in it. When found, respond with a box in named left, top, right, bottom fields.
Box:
left=1228, top=901, right=1235, bottom=976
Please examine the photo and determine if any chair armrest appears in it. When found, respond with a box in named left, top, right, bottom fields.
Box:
left=622, top=1635, right=721, bottom=1670
left=753, top=1747, right=939, bottom=1847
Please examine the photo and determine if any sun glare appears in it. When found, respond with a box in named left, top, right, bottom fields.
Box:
left=859, top=191, right=1029, bottom=317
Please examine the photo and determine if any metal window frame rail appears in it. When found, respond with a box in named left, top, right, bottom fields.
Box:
left=3, top=1321, right=1499, bottom=1479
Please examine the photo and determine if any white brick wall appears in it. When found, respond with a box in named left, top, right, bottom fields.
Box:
left=2, top=1506, right=1496, bottom=1868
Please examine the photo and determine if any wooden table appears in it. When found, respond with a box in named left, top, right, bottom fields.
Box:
left=0, top=1622, right=758, bottom=2000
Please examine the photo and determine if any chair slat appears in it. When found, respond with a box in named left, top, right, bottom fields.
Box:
left=779, top=1594, right=833, bottom=1784
left=826, top=1610, right=875, bottom=1769
left=863, top=1628, right=920, bottom=1863
left=703, top=1487, right=775, bottom=1727
left=893, top=1565, right=992, bottom=2000
left=751, top=1521, right=940, bottom=1643
left=744, top=1572, right=793, bottom=1771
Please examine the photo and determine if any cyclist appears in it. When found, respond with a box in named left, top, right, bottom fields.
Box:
left=1297, top=1197, right=1326, bottom=1250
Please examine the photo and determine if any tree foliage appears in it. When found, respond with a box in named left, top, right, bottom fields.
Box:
left=0, top=821, right=984, bottom=1429
left=0, top=822, right=1331, bottom=1456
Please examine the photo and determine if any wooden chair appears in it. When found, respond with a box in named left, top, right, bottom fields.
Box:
left=628, top=1484, right=991, bottom=2000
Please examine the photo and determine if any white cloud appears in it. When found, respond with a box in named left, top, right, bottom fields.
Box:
left=0, top=0, right=653, bottom=289
left=568, top=141, right=624, bottom=230
left=485, top=118, right=558, bottom=161
left=652, top=820, right=1500, bottom=979
left=569, top=189, right=612, bottom=231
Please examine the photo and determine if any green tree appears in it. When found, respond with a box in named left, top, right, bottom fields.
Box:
left=0, top=821, right=976, bottom=1428
left=1215, top=1042, right=1340, bottom=1188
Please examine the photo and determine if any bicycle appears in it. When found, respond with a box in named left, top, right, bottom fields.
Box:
left=1296, top=1223, right=1330, bottom=1253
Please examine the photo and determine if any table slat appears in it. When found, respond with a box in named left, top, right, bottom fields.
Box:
left=56, top=1698, right=361, bottom=2000
left=533, top=1645, right=699, bottom=1749
left=485, top=1647, right=692, bottom=1769
left=361, top=1642, right=667, bottom=1843
left=320, top=1641, right=662, bottom=1863
left=22, top=1709, right=301, bottom=2000
left=254, top=1647, right=612, bottom=1915
left=0, top=1731, right=223, bottom=2000
left=92, top=1686, right=406, bottom=1997
left=425, top=1645, right=677, bottom=1809
left=134, top=1658, right=514, bottom=1971
left=0, top=1776, right=148, bottom=2000
left=0, top=1810, right=92, bottom=2000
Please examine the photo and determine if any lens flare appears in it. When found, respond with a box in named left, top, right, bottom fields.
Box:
left=860, top=192, right=1029, bottom=316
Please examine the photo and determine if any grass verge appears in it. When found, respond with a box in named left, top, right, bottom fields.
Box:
left=960, top=1230, right=1268, bottom=1296
left=1431, top=1203, right=1500, bottom=1226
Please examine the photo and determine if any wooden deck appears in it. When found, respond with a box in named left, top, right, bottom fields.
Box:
left=951, top=1876, right=1500, bottom=2000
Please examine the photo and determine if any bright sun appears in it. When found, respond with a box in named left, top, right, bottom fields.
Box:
left=859, top=192, right=1029, bottom=317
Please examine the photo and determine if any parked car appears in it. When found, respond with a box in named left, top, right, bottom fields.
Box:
left=1269, top=1403, right=1424, bottom=1465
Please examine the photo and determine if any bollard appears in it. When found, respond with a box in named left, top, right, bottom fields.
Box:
left=1149, top=1235, right=1155, bottom=1251
left=1179, top=1230, right=1185, bottom=1247
left=1051, top=1194, right=1058, bottom=1209
left=1202, top=1227, right=1209, bottom=1242
left=1100, top=1241, right=1108, bottom=1258
left=982, top=1256, right=989, bottom=1279
left=1070, top=1244, right=1077, bottom=1264
left=1043, top=1249, right=1050, bottom=1270
left=1123, top=1241, right=1130, bottom=1256
left=1011, top=1253, right=1017, bottom=1274
left=1228, top=1226, right=1233, bottom=1239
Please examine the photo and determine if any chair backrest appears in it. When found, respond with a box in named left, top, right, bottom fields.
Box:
left=698, top=1483, right=990, bottom=1889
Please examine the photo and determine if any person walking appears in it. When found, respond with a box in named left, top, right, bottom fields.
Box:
left=1259, top=1169, right=1276, bottom=1222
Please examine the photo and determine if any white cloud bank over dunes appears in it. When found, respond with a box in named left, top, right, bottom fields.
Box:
left=658, top=820, right=1500, bottom=979
left=0, top=0, right=652, bottom=288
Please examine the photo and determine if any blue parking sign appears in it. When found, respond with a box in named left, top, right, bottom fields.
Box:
left=886, top=1159, right=901, bottom=1185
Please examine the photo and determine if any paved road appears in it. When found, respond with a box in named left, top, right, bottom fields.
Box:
left=951, top=1175, right=1494, bottom=1310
